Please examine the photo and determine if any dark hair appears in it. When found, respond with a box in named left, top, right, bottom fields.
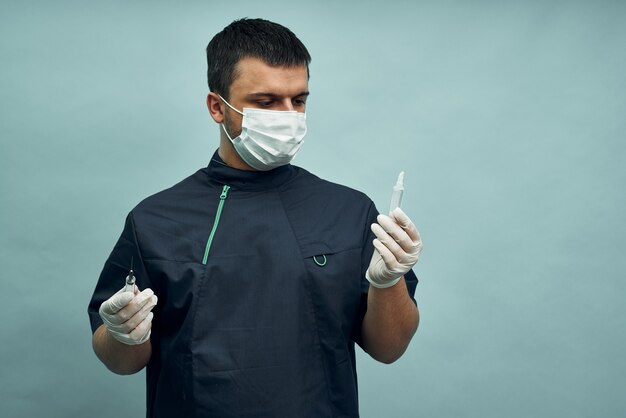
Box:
left=206, top=18, right=311, bottom=99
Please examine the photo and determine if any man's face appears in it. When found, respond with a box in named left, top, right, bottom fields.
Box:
left=222, top=57, right=309, bottom=138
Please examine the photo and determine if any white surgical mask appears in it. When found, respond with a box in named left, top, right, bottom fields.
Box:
left=219, top=95, right=307, bottom=171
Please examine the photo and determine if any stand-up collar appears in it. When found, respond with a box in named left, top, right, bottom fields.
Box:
left=205, top=149, right=297, bottom=191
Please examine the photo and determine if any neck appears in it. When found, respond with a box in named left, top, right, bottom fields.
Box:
left=218, top=135, right=256, bottom=171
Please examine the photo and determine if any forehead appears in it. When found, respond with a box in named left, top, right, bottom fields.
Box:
left=230, top=57, right=308, bottom=97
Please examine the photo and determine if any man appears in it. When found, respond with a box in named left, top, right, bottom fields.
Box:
left=89, top=18, right=422, bottom=417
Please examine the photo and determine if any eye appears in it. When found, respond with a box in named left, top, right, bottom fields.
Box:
left=293, top=98, right=307, bottom=106
left=257, top=100, right=274, bottom=107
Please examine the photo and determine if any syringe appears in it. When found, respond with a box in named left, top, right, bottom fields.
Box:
left=389, top=171, right=405, bottom=214
left=123, top=257, right=136, bottom=293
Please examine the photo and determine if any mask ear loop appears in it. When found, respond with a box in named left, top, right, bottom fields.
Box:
left=218, top=94, right=244, bottom=116
left=218, top=94, right=244, bottom=141
left=221, top=123, right=235, bottom=141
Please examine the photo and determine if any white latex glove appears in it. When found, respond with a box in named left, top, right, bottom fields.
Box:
left=366, top=207, right=423, bottom=288
left=98, top=287, right=158, bottom=345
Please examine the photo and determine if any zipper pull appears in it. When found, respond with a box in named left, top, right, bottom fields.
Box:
left=220, top=185, right=230, bottom=199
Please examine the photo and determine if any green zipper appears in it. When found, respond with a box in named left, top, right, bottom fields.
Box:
left=202, top=184, right=230, bottom=265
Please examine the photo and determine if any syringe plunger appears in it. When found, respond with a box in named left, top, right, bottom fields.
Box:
left=389, top=171, right=405, bottom=214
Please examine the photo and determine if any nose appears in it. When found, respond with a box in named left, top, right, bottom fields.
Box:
left=280, top=99, right=295, bottom=111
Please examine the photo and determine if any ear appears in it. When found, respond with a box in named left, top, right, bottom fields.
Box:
left=207, top=92, right=225, bottom=124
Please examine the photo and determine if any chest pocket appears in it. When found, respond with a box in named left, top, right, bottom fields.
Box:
left=300, top=242, right=362, bottom=341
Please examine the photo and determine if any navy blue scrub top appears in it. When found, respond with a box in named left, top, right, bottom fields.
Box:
left=88, top=150, right=418, bottom=418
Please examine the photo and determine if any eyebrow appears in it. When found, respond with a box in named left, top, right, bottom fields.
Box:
left=246, top=91, right=310, bottom=99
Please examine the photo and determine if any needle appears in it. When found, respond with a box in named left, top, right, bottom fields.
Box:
left=124, top=256, right=136, bottom=292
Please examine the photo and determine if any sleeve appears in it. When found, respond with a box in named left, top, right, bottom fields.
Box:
left=352, top=201, right=419, bottom=345
left=87, top=211, right=153, bottom=334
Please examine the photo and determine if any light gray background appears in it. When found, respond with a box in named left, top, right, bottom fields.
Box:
left=1, top=1, right=624, bottom=417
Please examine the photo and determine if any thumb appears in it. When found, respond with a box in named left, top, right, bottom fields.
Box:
left=101, top=291, right=135, bottom=315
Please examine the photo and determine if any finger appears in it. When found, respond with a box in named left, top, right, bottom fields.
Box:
left=135, top=328, right=152, bottom=345
left=128, top=312, right=153, bottom=343
left=373, top=239, right=399, bottom=271
left=117, top=295, right=158, bottom=333
left=391, top=208, right=421, bottom=244
left=100, top=291, right=134, bottom=315
left=373, top=222, right=418, bottom=265
left=371, top=223, right=405, bottom=262
left=108, top=325, right=150, bottom=346
left=131, top=294, right=158, bottom=322
left=377, top=214, right=416, bottom=254
left=113, top=288, right=156, bottom=324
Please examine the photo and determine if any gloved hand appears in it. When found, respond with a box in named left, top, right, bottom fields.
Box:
left=99, top=287, right=158, bottom=345
left=366, top=207, right=423, bottom=288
